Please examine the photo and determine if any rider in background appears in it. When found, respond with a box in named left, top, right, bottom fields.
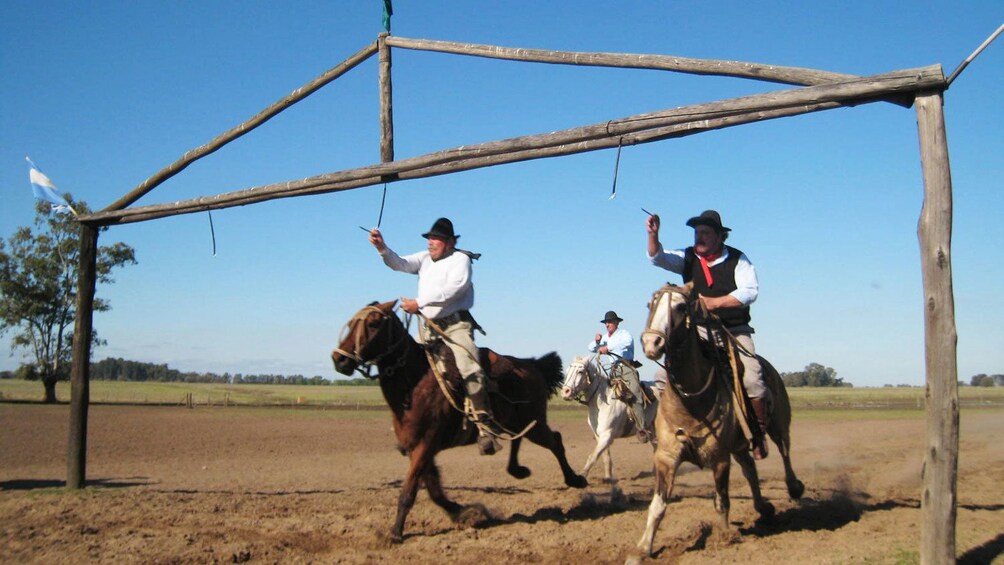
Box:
left=646, top=209, right=770, bottom=460
left=369, top=217, right=501, bottom=455
left=589, top=310, right=651, bottom=443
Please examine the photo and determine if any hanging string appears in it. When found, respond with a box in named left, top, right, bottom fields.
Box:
left=377, top=183, right=387, bottom=228
left=359, top=183, right=389, bottom=234
left=609, top=137, right=623, bottom=200
left=208, top=210, right=217, bottom=256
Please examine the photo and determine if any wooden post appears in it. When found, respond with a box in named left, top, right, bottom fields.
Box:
left=67, top=223, right=99, bottom=489
left=378, top=32, right=395, bottom=167
left=915, top=91, right=959, bottom=565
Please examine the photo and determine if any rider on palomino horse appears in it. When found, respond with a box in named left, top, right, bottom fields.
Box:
left=646, top=209, right=770, bottom=460
left=368, top=217, right=503, bottom=455
left=588, top=310, right=652, bottom=443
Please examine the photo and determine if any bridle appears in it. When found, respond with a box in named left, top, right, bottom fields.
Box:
left=333, top=305, right=411, bottom=379
left=565, top=356, right=605, bottom=405
left=642, top=284, right=720, bottom=398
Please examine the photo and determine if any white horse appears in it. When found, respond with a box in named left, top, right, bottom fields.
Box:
left=561, top=354, right=659, bottom=482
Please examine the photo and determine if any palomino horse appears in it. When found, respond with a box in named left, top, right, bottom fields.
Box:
left=331, top=300, right=587, bottom=542
left=561, top=354, right=659, bottom=482
left=635, top=283, right=804, bottom=556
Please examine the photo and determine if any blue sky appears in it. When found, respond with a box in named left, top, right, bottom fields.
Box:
left=1, top=2, right=1001, bottom=387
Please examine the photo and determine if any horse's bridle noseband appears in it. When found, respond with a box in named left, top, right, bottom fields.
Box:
left=643, top=284, right=723, bottom=398
left=334, top=305, right=409, bottom=379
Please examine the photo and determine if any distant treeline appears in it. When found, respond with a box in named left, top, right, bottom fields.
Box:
left=0, top=358, right=377, bottom=386
left=780, top=363, right=850, bottom=388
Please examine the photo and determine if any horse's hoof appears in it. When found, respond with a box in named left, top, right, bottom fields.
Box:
left=507, top=465, right=531, bottom=480
left=567, top=474, right=588, bottom=489
left=788, top=479, right=805, bottom=500
left=454, top=503, right=492, bottom=527
left=756, top=501, right=776, bottom=522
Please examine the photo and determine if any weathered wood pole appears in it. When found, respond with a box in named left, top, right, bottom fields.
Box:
left=378, top=32, right=394, bottom=165
left=103, top=41, right=379, bottom=213
left=79, top=66, right=945, bottom=226
left=67, top=223, right=99, bottom=489
left=915, top=91, right=959, bottom=565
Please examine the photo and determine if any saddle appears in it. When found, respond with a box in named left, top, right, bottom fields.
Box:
left=424, top=340, right=511, bottom=392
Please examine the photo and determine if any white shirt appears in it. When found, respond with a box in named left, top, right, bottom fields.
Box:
left=648, top=244, right=758, bottom=306
left=380, top=247, right=474, bottom=319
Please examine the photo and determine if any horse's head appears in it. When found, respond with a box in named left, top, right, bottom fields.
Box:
left=561, top=355, right=593, bottom=401
left=331, top=300, right=401, bottom=376
left=641, top=282, right=695, bottom=360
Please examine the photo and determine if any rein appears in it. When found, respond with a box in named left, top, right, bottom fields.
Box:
left=645, top=284, right=719, bottom=398
left=416, top=311, right=537, bottom=442
left=568, top=357, right=605, bottom=406
left=333, top=305, right=410, bottom=379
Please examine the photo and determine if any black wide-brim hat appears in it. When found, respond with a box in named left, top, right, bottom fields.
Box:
left=422, top=217, right=459, bottom=240
left=685, top=209, right=731, bottom=232
left=600, top=310, right=623, bottom=324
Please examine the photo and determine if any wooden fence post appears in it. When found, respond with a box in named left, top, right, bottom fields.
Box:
left=915, top=91, right=959, bottom=565
left=67, top=223, right=99, bottom=489
left=378, top=32, right=395, bottom=170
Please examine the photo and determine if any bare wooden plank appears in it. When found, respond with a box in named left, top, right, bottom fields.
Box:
left=102, top=41, right=380, bottom=213
left=915, top=92, right=959, bottom=565
left=81, top=65, right=944, bottom=226
left=67, top=224, right=99, bottom=489
left=386, top=35, right=858, bottom=86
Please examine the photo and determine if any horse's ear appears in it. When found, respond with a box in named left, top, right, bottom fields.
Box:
left=682, top=281, right=695, bottom=296
left=378, top=299, right=398, bottom=312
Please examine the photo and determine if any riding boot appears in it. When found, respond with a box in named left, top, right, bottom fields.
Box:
left=466, top=375, right=502, bottom=456
left=632, top=402, right=650, bottom=444
left=750, top=397, right=769, bottom=460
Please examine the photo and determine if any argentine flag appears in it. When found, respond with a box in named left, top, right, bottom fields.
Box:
left=26, top=157, right=76, bottom=215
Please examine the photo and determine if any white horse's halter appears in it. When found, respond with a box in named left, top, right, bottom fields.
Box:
left=568, top=356, right=611, bottom=405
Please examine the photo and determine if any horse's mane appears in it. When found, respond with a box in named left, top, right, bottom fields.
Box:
left=532, top=352, right=564, bottom=398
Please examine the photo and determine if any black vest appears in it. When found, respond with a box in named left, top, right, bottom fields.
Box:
left=682, top=245, right=751, bottom=328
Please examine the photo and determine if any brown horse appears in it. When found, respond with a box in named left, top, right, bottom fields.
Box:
left=331, top=300, right=587, bottom=542
left=634, top=283, right=804, bottom=556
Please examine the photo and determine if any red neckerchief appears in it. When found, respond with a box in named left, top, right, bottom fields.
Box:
left=697, top=249, right=722, bottom=286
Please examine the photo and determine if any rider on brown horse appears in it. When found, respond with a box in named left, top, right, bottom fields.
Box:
left=646, top=209, right=770, bottom=460
left=368, top=217, right=503, bottom=455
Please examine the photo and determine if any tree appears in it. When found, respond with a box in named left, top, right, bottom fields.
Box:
left=973, top=375, right=995, bottom=387
left=781, top=362, right=847, bottom=387
left=0, top=200, right=136, bottom=403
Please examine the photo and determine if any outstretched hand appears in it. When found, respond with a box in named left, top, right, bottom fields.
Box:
left=368, top=228, right=386, bottom=252
left=646, top=213, right=661, bottom=234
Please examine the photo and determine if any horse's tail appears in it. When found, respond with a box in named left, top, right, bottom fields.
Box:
left=532, top=351, right=564, bottom=398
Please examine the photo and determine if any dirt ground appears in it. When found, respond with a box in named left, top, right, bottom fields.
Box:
left=1, top=403, right=1001, bottom=564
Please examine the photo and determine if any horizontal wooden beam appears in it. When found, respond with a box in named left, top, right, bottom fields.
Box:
left=102, top=41, right=380, bottom=213
left=81, top=65, right=944, bottom=226
left=385, top=35, right=858, bottom=87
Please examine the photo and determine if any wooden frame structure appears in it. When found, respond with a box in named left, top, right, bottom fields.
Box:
left=68, top=33, right=959, bottom=563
